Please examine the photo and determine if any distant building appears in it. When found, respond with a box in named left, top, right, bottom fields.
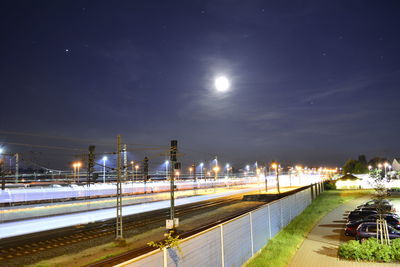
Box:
left=335, top=174, right=361, bottom=189
left=392, top=158, right=400, bottom=172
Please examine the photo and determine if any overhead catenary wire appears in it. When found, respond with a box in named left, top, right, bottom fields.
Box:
left=0, top=129, right=167, bottom=148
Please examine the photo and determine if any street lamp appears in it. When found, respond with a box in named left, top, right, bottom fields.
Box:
left=212, top=166, right=220, bottom=181
left=72, top=163, right=77, bottom=183
left=384, top=162, right=389, bottom=177
left=135, top=164, right=139, bottom=182
left=200, top=162, right=204, bottom=180
left=189, top=167, right=193, bottom=179
left=368, top=165, right=372, bottom=171
left=76, top=162, right=82, bottom=183
left=103, top=156, right=108, bottom=183
left=271, top=163, right=280, bottom=194
left=225, top=163, right=230, bottom=178
left=130, top=161, right=135, bottom=182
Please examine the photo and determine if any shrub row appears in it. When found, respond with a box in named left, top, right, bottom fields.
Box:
left=339, top=238, right=400, bottom=262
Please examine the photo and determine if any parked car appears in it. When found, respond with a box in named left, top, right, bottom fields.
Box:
left=356, top=200, right=394, bottom=212
left=345, top=214, right=400, bottom=236
left=355, top=222, right=400, bottom=241
left=347, top=209, right=378, bottom=221
left=357, top=199, right=392, bottom=209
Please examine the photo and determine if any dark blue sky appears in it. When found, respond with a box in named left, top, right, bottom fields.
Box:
left=1, top=0, right=399, bottom=168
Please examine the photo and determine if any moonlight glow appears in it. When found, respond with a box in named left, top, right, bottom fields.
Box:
left=214, top=76, right=230, bottom=92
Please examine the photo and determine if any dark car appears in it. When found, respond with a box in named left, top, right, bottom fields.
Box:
left=347, top=209, right=378, bottom=221
left=345, top=214, right=400, bottom=236
left=355, top=222, right=400, bottom=241
left=357, top=199, right=392, bottom=209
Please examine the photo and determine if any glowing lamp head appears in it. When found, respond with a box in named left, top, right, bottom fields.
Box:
left=213, top=166, right=220, bottom=172
left=214, top=76, right=230, bottom=92
left=200, top=162, right=204, bottom=167
left=271, top=163, right=277, bottom=169
left=103, top=156, right=108, bottom=161
left=0, top=148, right=3, bottom=154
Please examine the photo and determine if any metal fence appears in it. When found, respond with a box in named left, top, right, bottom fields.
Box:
left=117, top=183, right=323, bottom=267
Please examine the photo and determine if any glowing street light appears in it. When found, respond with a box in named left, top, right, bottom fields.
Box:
left=135, top=164, right=139, bottom=182
left=102, top=156, right=108, bottom=183
left=130, top=161, right=135, bottom=182
left=225, top=163, right=230, bottom=178
left=212, top=166, right=220, bottom=181
left=271, top=163, right=280, bottom=194
left=368, top=165, right=372, bottom=171
left=200, top=162, right=204, bottom=180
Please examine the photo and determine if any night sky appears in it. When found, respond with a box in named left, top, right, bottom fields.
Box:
left=1, top=1, right=400, bottom=169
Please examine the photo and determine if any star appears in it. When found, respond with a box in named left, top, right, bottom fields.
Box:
left=65, top=49, right=69, bottom=53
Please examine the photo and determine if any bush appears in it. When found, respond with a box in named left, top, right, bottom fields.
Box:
left=324, top=181, right=336, bottom=190
left=339, top=238, right=400, bottom=263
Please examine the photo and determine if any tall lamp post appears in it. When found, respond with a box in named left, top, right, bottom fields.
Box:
left=76, top=162, right=82, bottom=183
left=103, top=156, right=108, bottom=183
left=200, top=162, right=204, bottom=180
left=271, top=163, right=280, bottom=194
left=384, top=162, right=389, bottom=177
left=226, top=163, right=230, bottom=178
left=130, top=161, right=134, bottom=182
left=135, top=164, right=139, bottom=182
left=72, top=163, right=77, bottom=183
left=0, top=148, right=5, bottom=190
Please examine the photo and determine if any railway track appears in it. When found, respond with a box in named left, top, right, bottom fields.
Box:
left=0, top=196, right=243, bottom=264
left=86, top=204, right=265, bottom=267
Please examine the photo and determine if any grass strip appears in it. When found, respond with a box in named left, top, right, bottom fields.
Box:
left=245, top=190, right=371, bottom=267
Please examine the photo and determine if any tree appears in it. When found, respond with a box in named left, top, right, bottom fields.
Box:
left=368, top=157, right=388, bottom=167
left=369, top=168, right=390, bottom=245
left=342, top=159, right=358, bottom=174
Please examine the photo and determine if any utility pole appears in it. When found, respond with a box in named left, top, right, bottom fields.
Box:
left=87, top=146, right=95, bottom=186
left=1, top=155, right=5, bottom=190
left=143, top=156, right=149, bottom=193
left=115, top=135, right=124, bottom=243
left=167, top=140, right=180, bottom=231
left=123, top=144, right=127, bottom=181
left=264, top=166, right=268, bottom=192
left=15, top=153, right=19, bottom=184
left=192, top=163, right=196, bottom=181
left=276, top=165, right=281, bottom=194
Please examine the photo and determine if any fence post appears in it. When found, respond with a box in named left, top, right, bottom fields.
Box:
left=220, top=224, right=225, bottom=267
left=268, top=204, right=272, bottom=239
left=249, top=212, right=254, bottom=256
left=280, top=199, right=283, bottom=228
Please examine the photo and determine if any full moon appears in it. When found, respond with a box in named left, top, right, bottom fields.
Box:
left=214, top=76, right=230, bottom=92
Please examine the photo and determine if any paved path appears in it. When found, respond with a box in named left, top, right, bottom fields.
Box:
left=289, top=196, right=397, bottom=267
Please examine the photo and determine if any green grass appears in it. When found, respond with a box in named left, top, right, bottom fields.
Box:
left=245, top=190, right=371, bottom=267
